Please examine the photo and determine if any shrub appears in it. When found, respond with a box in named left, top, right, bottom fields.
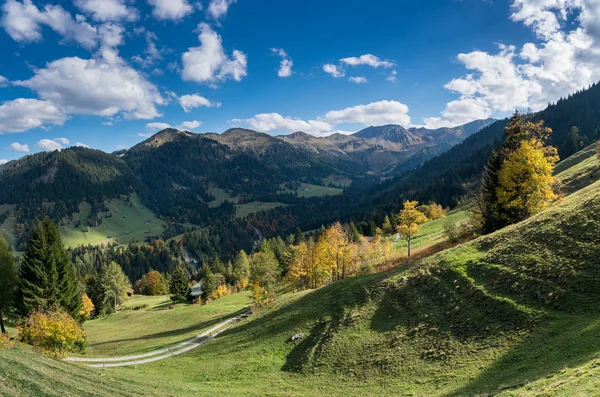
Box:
left=18, top=309, right=85, bottom=358
left=0, top=333, right=15, bottom=349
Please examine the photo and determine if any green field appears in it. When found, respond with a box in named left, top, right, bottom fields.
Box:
left=393, top=204, right=470, bottom=253
left=235, top=201, right=288, bottom=218
left=283, top=182, right=343, bottom=198
left=81, top=292, right=251, bottom=357
left=59, top=194, right=165, bottom=248
left=207, top=186, right=239, bottom=208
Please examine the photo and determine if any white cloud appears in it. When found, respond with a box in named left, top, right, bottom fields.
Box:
left=349, top=76, right=368, bottom=84
left=0, top=159, right=7, bottom=165
left=147, top=0, right=194, bottom=21
left=271, top=48, right=293, bottom=78
left=1, top=0, right=98, bottom=48
left=15, top=53, right=164, bottom=120
left=74, top=0, right=137, bottom=22
left=54, top=137, right=69, bottom=144
left=10, top=142, right=30, bottom=152
left=36, top=139, right=63, bottom=152
left=102, top=121, right=113, bottom=126
left=146, top=122, right=172, bottom=130
left=177, top=120, right=201, bottom=130
left=232, top=100, right=412, bottom=136
left=179, top=94, right=221, bottom=112
left=323, top=64, right=344, bottom=78
left=340, top=54, right=395, bottom=68
left=425, top=0, right=600, bottom=128
left=0, top=75, right=8, bottom=87
left=98, top=23, right=124, bottom=49
left=233, top=113, right=334, bottom=136
left=323, top=100, right=411, bottom=127
left=181, top=23, right=247, bottom=84
left=207, top=0, right=236, bottom=20
left=0, top=98, right=67, bottom=134
left=387, top=70, right=398, bottom=83
left=132, top=31, right=162, bottom=68
left=137, top=132, right=154, bottom=138
left=75, top=142, right=90, bottom=148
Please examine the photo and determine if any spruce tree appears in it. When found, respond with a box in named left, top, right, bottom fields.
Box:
left=169, top=264, right=191, bottom=303
left=0, top=236, right=16, bottom=334
left=18, top=218, right=81, bottom=318
left=202, top=266, right=216, bottom=302
left=44, top=218, right=81, bottom=318
left=18, top=221, right=59, bottom=316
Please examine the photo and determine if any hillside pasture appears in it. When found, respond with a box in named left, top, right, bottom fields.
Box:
left=235, top=201, right=288, bottom=218
left=283, top=182, right=343, bottom=198
left=60, top=193, right=165, bottom=248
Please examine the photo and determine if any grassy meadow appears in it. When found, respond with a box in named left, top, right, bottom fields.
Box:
left=59, top=193, right=165, bottom=248
left=81, top=292, right=252, bottom=357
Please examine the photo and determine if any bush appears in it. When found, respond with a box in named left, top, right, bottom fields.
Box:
left=18, top=309, right=85, bottom=358
left=0, top=333, right=15, bottom=349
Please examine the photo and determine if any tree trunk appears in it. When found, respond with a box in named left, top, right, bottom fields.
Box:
left=407, top=236, right=411, bottom=258
left=0, top=309, right=6, bottom=335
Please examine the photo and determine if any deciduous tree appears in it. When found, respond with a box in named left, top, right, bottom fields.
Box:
left=397, top=201, right=428, bottom=258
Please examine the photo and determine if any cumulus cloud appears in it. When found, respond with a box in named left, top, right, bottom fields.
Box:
left=147, top=0, right=194, bottom=21
left=425, top=0, right=600, bottom=128
left=36, top=139, right=63, bottom=152
left=0, top=75, right=8, bottom=87
left=387, top=70, right=398, bottom=83
left=232, top=100, right=412, bottom=136
left=207, top=0, right=236, bottom=20
left=181, top=23, right=247, bottom=85
left=349, top=76, right=368, bottom=84
left=323, top=64, right=344, bottom=78
left=146, top=122, right=172, bottom=130
left=323, top=100, right=411, bottom=127
left=179, top=94, right=221, bottom=112
left=54, top=137, right=69, bottom=144
left=74, top=0, right=137, bottom=22
left=0, top=98, right=67, bottom=134
left=340, top=54, right=395, bottom=68
left=75, top=142, right=90, bottom=148
left=10, top=142, right=30, bottom=152
left=1, top=0, right=98, bottom=48
left=0, top=159, right=7, bottom=165
left=271, top=48, right=293, bottom=77
left=232, top=113, right=334, bottom=136
left=15, top=54, right=164, bottom=120
left=178, top=120, right=201, bottom=130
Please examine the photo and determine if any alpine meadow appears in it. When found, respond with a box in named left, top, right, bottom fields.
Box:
left=1, top=1, right=600, bottom=396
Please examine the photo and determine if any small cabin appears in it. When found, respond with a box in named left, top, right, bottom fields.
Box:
left=126, top=288, right=135, bottom=297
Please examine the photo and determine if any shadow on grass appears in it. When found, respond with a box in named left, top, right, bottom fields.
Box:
left=446, top=314, right=600, bottom=396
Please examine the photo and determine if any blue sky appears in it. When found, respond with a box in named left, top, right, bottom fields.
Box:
left=1, top=0, right=599, bottom=162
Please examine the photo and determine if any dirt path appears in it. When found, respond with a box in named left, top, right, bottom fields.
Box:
left=66, top=311, right=251, bottom=368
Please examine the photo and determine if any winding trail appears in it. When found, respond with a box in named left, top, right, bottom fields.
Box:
left=66, top=311, right=251, bottom=368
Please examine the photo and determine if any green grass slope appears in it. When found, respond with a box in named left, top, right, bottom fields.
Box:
left=103, top=178, right=600, bottom=396
left=81, top=292, right=251, bottom=357
left=59, top=193, right=165, bottom=248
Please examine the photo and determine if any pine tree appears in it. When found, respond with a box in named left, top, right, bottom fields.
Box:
left=201, top=265, right=216, bottom=302
left=169, top=264, right=191, bottom=303
left=0, top=236, right=16, bottom=334
left=44, top=218, right=81, bottom=318
left=232, top=250, right=250, bottom=288
left=18, top=221, right=60, bottom=316
left=382, top=215, right=394, bottom=235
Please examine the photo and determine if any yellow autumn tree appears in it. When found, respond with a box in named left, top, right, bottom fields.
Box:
left=496, top=138, right=559, bottom=221
left=397, top=201, right=428, bottom=258
left=79, top=293, right=94, bottom=320
left=319, top=222, right=354, bottom=281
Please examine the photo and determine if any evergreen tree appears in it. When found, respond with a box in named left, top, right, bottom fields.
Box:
left=0, top=236, right=16, bottom=334
left=44, top=218, right=81, bottom=318
left=169, top=264, right=191, bottom=303
left=232, top=250, right=251, bottom=287
left=201, top=265, right=216, bottom=302
left=382, top=215, right=394, bottom=235
left=294, top=227, right=304, bottom=245
left=101, top=262, right=131, bottom=313
left=18, top=221, right=60, bottom=316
